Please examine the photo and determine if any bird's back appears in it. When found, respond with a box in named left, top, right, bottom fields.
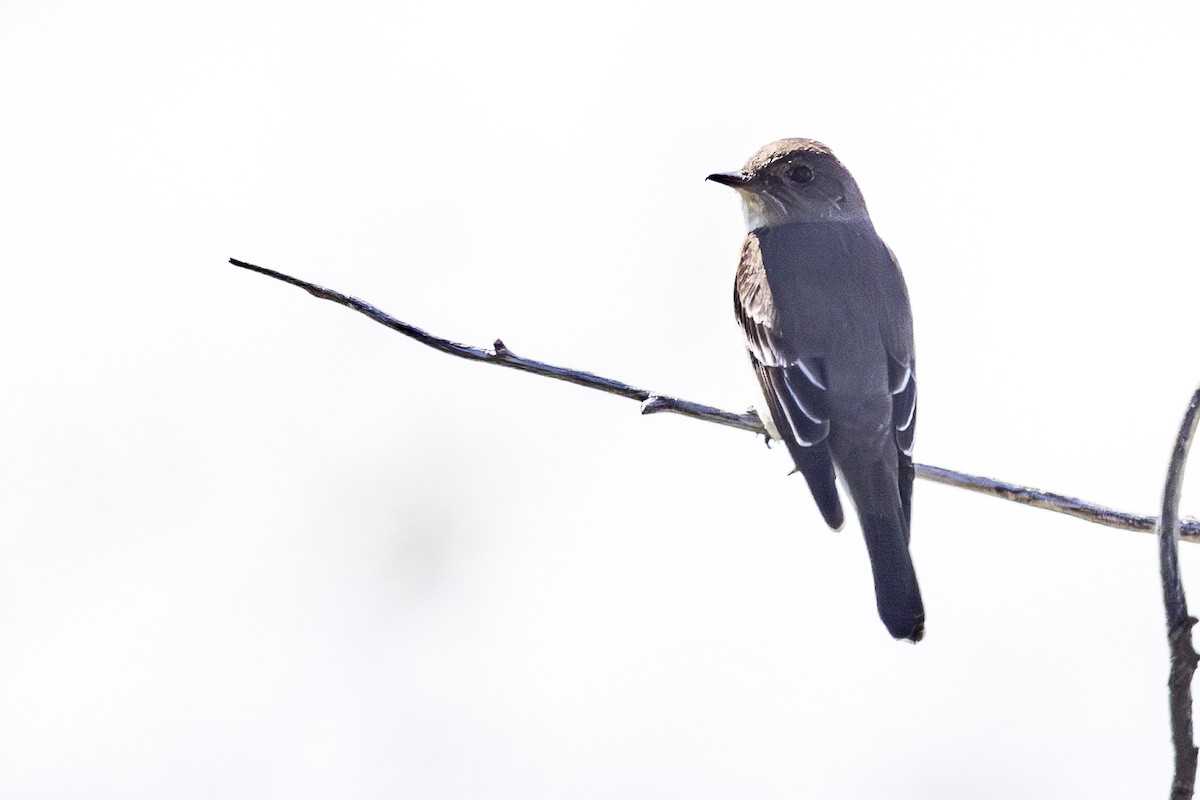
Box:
left=754, top=220, right=913, bottom=403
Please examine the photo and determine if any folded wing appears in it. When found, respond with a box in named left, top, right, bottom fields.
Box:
left=735, top=233, right=844, bottom=530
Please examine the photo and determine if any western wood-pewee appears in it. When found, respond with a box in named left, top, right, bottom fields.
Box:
left=709, top=138, right=924, bottom=642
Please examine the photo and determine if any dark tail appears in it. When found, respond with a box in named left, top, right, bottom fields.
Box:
left=858, top=510, right=924, bottom=641
left=837, top=451, right=925, bottom=642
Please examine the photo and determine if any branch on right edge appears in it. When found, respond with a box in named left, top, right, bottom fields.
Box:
left=1159, top=388, right=1200, bottom=799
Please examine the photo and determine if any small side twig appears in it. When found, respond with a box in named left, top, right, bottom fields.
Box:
left=1159, top=388, right=1200, bottom=799
left=228, top=257, right=1200, bottom=543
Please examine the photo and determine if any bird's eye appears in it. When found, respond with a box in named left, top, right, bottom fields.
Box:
left=788, top=164, right=814, bottom=184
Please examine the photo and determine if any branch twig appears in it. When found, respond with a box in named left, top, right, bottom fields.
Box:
left=1160, top=389, right=1200, bottom=799
left=229, top=257, right=1200, bottom=543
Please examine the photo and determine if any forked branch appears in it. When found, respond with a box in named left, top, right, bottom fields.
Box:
left=229, top=256, right=1200, bottom=797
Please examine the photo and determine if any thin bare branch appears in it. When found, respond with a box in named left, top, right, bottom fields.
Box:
left=229, top=257, right=1200, bottom=543
left=1159, top=388, right=1200, bottom=799
left=229, top=259, right=762, bottom=434
left=917, top=465, right=1200, bottom=542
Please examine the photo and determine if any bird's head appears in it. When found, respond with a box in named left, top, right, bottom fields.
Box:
left=708, top=138, right=869, bottom=231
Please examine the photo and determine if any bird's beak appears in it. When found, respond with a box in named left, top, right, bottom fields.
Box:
left=706, top=171, right=752, bottom=188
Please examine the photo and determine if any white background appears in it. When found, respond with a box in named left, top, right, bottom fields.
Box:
left=2, top=1, right=1199, bottom=797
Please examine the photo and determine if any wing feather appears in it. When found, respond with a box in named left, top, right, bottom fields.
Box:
left=734, top=233, right=843, bottom=530
left=884, top=242, right=917, bottom=536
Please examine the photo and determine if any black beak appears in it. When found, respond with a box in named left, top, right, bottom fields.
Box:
left=706, top=171, right=751, bottom=188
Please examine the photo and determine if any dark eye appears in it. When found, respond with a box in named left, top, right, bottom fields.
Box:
left=788, top=164, right=814, bottom=184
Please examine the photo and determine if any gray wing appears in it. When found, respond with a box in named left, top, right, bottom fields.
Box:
left=882, top=243, right=917, bottom=535
left=734, top=233, right=844, bottom=530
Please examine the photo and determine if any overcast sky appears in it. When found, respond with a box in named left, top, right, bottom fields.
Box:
left=3, top=1, right=1200, bottom=797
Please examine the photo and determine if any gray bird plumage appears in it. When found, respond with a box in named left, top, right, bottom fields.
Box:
left=711, top=138, right=924, bottom=642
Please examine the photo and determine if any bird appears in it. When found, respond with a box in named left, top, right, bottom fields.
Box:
left=708, top=138, right=924, bottom=642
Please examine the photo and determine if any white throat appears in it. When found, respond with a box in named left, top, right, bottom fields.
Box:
left=739, top=192, right=772, bottom=232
